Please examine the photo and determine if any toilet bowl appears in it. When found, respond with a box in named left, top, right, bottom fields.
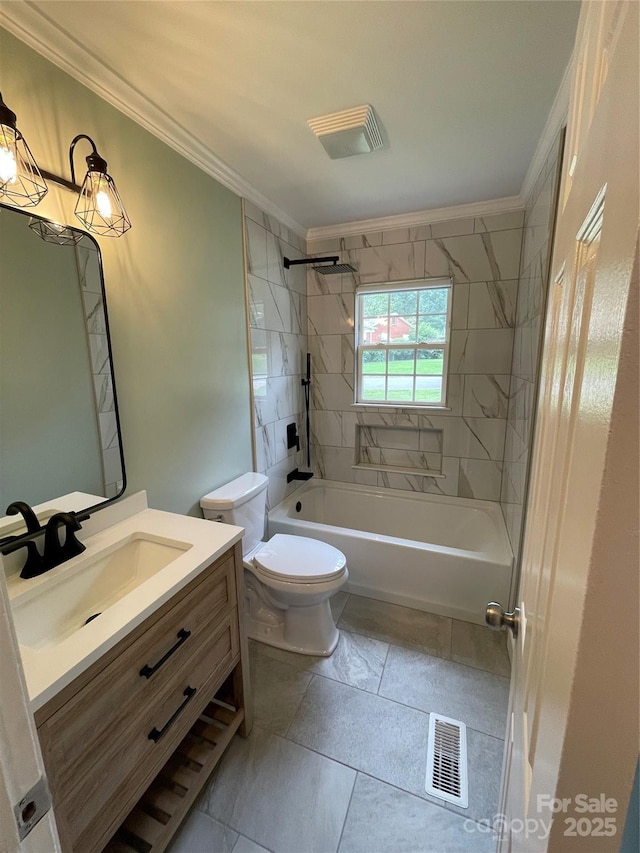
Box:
left=201, top=473, right=348, bottom=656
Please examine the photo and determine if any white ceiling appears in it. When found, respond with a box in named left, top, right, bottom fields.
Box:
left=20, top=1, right=579, bottom=231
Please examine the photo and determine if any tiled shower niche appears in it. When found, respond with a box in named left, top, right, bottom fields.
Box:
left=354, top=424, right=444, bottom=477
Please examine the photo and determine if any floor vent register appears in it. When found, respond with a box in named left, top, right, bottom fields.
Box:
left=425, top=713, right=469, bottom=808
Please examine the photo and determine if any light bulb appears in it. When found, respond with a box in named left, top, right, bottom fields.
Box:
left=0, top=125, right=17, bottom=184
left=0, top=94, right=47, bottom=207
left=75, top=152, right=131, bottom=236
left=96, top=188, right=112, bottom=219
left=0, top=144, right=17, bottom=184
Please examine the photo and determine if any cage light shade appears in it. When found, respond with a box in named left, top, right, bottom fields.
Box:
left=75, top=170, right=131, bottom=237
left=28, top=217, right=82, bottom=246
left=0, top=124, right=48, bottom=207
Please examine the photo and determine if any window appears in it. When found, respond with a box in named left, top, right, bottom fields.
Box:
left=355, top=278, right=452, bottom=407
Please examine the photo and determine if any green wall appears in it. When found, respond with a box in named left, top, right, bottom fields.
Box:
left=0, top=29, right=253, bottom=516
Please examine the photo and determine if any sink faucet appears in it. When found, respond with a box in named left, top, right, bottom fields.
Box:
left=7, top=501, right=41, bottom=535
left=0, top=503, right=86, bottom=579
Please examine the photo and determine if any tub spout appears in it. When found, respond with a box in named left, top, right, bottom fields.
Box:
left=286, top=468, right=314, bottom=484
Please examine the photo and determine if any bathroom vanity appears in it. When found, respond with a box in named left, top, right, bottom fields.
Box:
left=5, top=494, right=252, bottom=853
left=1, top=193, right=252, bottom=851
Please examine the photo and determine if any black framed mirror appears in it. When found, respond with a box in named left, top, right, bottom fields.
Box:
left=0, top=202, right=126, bottom=536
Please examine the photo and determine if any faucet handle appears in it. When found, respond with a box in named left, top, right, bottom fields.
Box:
left=47, top=512, right=86, bottom=562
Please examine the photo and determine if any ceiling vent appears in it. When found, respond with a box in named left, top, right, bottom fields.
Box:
left=307, top=104, right=383, bottom=160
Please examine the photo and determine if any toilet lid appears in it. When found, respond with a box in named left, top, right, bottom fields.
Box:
left=253, top=534, right=346, bottom=583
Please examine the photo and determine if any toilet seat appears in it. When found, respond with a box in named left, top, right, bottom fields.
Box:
left=251, top=534, right=346, bottom=584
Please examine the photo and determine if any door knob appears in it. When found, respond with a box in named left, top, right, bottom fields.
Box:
left=485, top=602, right=520, bottom=638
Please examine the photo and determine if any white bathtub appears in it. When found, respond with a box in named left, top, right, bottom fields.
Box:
left=268, top=479, right=513, bottom=626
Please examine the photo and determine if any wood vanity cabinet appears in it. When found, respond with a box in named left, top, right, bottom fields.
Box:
left=33, top=541, right=252, bottom=853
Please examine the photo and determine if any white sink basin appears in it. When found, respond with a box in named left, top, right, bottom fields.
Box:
left=11, top=533, right=191, bottom=651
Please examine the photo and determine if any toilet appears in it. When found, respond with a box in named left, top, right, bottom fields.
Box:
left=200, top=473, right=348, bottom=656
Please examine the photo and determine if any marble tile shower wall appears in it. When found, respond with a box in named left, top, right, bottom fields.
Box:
left=307, top=211, right=525, bottom=501
left=500, top=135, right=563, bottom=555
left=75, top=239, right=123, bottom=498
left=244, top=201, right=309, bottom=510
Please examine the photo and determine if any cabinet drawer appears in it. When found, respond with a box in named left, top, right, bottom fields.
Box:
left=38, top=552, right=235, bottom=806
left=62, top=610, right=239, bottom=852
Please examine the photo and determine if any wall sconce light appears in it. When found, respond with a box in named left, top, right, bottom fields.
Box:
left=0, top=90, right=130, bottom=237
left=0, top=92, right=48, bottom=207
left=41, top=134, right=131, bottom=237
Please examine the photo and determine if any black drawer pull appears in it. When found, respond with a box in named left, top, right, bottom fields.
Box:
left=148, top=686, right=197, bottom=743
left=139, top=628, right=191, bottom=679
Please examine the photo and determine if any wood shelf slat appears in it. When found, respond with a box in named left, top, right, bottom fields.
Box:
left=104, top=696, right=244, bottom=853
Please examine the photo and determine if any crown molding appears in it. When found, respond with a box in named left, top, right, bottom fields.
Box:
left=306, top=195, right=524, bottom=242
left=306, top=54, right=573, bottom=244
left=2, top=3, right=572, bottom=244
left=0, top=3, right=307, bottom=238
left=520, top=53, right=573, bottom=204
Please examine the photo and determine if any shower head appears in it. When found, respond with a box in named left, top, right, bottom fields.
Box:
left=283, top=255, right=358, bottom=275
left=313, top=262, right=357, bottom=275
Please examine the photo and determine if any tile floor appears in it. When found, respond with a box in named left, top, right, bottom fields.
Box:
left=169, top=593, right=510, bottom=853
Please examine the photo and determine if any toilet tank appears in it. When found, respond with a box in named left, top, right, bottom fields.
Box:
left=200, top=472, right=268, bottom=556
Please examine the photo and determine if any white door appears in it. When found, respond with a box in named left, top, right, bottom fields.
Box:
left=495, top=2, right=639, bottom=851
left=0, top=564, right=60, bottom=853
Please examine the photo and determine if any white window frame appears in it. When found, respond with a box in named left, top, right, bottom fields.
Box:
left=354, top=277, right=453, bottom=408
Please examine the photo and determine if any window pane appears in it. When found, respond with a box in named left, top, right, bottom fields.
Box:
left=419, top=287, right=448, bottom=314
left=416, top=349, right=444, bottom=373
left=361, top=313, right=392, bottom=343
left=392, top=315, right=416, bottom=342
left=361, top=375, right=386, bottom=401
left=417, top=315, right=447, bottom=343
left=362, top=349, right=387, bottom=374
left=356, top=284, right=450, bottom=407
left=387, top=349, right=415, bottom=374
left=387, top=375, right=414, bottom=402
left=362, top=292, right=389, bottom=318
left=390, top=290, right=417, bottom=315
left=416, top=374, right=443, bottom=403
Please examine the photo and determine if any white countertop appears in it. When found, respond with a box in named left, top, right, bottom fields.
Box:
left=5, top=495, right=243, bottom=713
